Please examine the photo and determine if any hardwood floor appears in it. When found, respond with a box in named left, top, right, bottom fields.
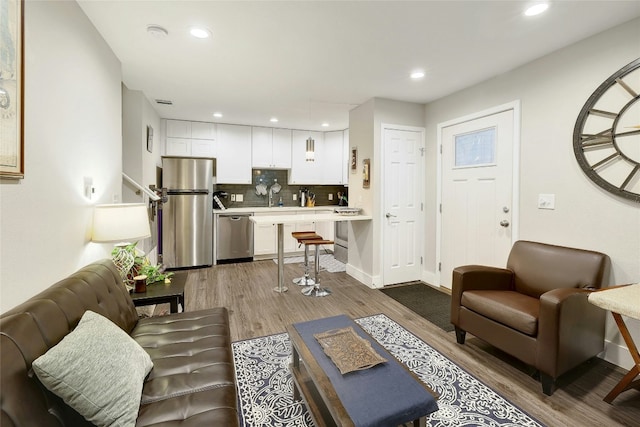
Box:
left=184, top=260, right=639, bottom=427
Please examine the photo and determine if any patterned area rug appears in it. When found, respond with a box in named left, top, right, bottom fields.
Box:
left=272, top=254, right=346, bottom=273
left=232, top=314, right=545, bottom=427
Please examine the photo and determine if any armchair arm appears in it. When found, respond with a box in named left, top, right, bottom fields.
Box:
left=451, top=265, right=514, bottom=325
left=537, top=288, right=606, bottom=378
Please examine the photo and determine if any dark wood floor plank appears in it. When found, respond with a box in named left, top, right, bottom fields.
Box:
left=183, top=260, right=639, bottom=427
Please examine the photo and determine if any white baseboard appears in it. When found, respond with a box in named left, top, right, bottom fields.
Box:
left=599, top=340, right=634, bottom=370
left=345, top=264, right=379, bottom=289
left=344, top=264, right=388, bottom=289
left=422, top=270, right=438, bottom=287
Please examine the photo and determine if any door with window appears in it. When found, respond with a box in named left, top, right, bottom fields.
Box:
left=439, top=107, right=517, bottom=289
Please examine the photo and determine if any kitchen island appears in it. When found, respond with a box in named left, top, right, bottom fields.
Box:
left=249, top=212, right=372, bottom=292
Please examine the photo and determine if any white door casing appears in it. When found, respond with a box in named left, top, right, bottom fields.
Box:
left=437, top=101, right=520, bottom=289
left=382, top=126, right=425, bottom=286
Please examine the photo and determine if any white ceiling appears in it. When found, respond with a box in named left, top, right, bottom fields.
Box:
left=77, top=1, right=640, bottom=132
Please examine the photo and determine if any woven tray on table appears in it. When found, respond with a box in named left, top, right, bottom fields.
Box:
left=314, top=327, right=387, bottom=375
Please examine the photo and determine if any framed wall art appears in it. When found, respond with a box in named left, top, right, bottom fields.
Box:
left=363, top=158, right=370, bottom=188
left=146, top=125, right=153, bottom=153
left=351, top=147, right=357, bottom=172
left=0, top=0, right=25, bottom=179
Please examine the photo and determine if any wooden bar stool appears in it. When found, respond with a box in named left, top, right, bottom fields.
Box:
left=291, top=231, right=322, bottom=286
left=300, top=239, right=334, bottom=297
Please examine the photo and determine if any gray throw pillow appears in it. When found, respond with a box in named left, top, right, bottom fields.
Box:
left=32, top=310, right=153, bottom=427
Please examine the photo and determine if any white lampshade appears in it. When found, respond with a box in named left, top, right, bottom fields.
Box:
left=91, top=203, right=151, bottom=243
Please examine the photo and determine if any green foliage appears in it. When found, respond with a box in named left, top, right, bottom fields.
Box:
left=139, top=263, right=174, bottom=284
left=112, top=242, right=173, bottom=284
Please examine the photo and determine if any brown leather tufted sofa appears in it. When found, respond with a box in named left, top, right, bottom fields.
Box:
left=451, top=240, right=610, bottom=396
left=0, top=259, right=239, bottom=426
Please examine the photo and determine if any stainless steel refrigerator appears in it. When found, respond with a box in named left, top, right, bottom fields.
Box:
left=161, top=157, right=213, bottom=269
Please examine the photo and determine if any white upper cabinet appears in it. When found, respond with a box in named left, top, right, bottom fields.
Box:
left=166, top=120, right=191, bottom=138
left=252, top=127, right=291, bottom=169
left=323, top=130, right=344, bottom=185
left=191, top=138, right=217, bottom=157
left=165, top=120, right=216, bottom=158
left=191, top=122, right=216, bottom=140
left=165, top=137, right=191, bottom=156
left=289, top=130, right=324, bottom=185
left=272, top=128, right=292, bottom=169
left=217, top=124, right=252, bottom=184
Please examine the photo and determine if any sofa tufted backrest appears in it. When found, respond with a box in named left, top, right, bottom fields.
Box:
left=506, top=240, right=610, bottom=299
left=0, top=259, right=139, bottom=427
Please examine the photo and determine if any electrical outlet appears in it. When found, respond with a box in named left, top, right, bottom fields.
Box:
left=236, top=194, right=243, bottom=202
left=230, top=194, right=236, bottom=202
left=293, top=194, right=297, bottom=201
left=538, top=194, right=555, bottom=210
left=328, top=193, right=333, bottom=201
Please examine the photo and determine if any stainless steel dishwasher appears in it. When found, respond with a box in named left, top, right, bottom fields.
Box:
left=216, top=214, right=254, bottom=263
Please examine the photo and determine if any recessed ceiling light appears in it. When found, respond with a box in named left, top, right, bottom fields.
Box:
left=270, top=117, right=279, bottom=123
left=524, top=3, right=549, bottom=16
left=190, top=27, right=211, bottom=39
left=147, top=25, right=168, bottom=39
left=321, top=123, right=329, bottom=127
left=213, top=112, right=223, bottom=118
left=410, top=71, right=425, bottom=79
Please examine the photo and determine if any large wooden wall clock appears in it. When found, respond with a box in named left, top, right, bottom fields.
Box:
left=573, top=58, right=640, bottom=203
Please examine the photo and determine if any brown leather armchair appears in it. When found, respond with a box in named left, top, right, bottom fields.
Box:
left=450, top=240, right=610, bottom=395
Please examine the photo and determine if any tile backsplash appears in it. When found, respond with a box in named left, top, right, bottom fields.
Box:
left=214, top=169, right=347, bottom=208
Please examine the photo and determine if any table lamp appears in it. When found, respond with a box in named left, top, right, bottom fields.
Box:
left=91, top=203, right=151, bottom=281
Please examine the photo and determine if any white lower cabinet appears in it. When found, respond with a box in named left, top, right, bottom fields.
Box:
left=253, top=221, right=277, bottom=256
left=252, top=211, right=340, bottom=258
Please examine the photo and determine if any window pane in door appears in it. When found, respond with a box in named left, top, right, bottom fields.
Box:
left=454, top=127, right=496, bottom=167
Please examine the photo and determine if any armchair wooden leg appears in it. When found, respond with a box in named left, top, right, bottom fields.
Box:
left=540, top=373, right=556, bottom=396
left=454, top=327, right=466, bottom=344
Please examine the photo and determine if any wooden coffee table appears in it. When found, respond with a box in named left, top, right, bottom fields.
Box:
left=287, top=315, right=438, bottom=427
left=130, top=271, right=186, bottom=314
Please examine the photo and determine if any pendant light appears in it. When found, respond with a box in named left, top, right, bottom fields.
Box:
left=305, top=136, right=315, bottom=162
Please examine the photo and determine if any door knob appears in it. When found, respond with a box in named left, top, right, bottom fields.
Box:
left=499, top=220, right=510, bottom=227
left=385, top=213, right=397, bottom=218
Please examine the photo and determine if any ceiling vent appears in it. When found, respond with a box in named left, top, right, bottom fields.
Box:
left=155, top=99, right=173, bottom=105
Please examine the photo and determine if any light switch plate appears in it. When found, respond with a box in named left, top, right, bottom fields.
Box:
left=230, top=194, right=236, bottom=202
left=328, top=193, right=333, bottom=201
left=538, top=194, right=555, bottom=210
left=236, top=194, right=243, bottom=202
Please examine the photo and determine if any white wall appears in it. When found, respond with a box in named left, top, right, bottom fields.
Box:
left=122, top=85, right=162, bottom=263
left=0, top=1, right=122, bottom=312
left=423, top=18, right=640, bottom=368
left=348, top=98, right=425, bottom=287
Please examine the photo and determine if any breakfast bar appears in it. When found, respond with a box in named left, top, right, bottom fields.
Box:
left=249, top=212, right=372, bottom=292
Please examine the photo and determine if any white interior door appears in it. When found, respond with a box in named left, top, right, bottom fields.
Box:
left=383, top=127, right=424, bottom=285
left=439, top=107, right=517, bottom=289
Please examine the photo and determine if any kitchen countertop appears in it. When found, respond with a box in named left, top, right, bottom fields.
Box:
left=213, top=206, right=346, bottom=214
left=249, top=212, right=372, bottom=224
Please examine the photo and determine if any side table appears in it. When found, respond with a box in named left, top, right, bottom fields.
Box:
left=130, top=271, right=186, bottom=314
left=588, top=283, right=640, bottom=403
